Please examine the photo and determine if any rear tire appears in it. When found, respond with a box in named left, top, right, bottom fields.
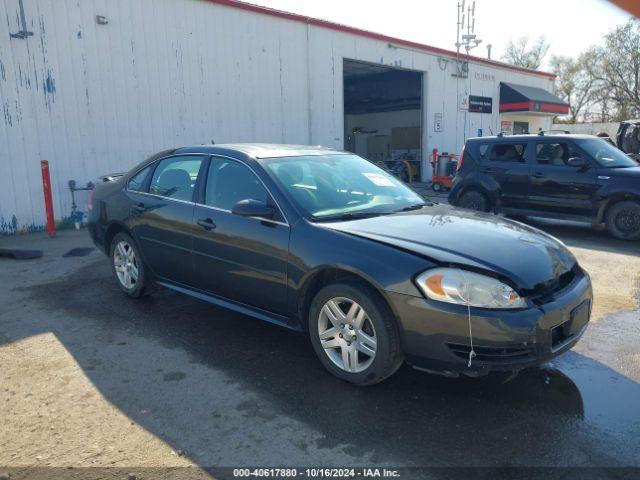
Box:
left=605, top=200, right=640, bottom=240
left=308, top=281, right=403, bottom=386
left=458, top=189, right=490, bottom=212
left=110, top=232, right=152, bottom=298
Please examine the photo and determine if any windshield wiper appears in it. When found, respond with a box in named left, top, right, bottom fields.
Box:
left=398, top=203, right=427, bottom=212
left=311, top=211, right=391, bottom=222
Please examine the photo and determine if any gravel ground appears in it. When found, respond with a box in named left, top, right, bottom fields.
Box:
left=0, top=209, right=639, bottom=479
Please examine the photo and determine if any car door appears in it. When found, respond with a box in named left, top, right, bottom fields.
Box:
left=191, top=156, right=290, bottom=315
left=481, top=141, right=531, bottom=209
left=527, top=141, right=599, bottom=216
left=129, top=154, right=205, bottom=285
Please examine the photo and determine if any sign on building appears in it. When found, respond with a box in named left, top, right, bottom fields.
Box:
left=469, top=95, right=493, bottom=114
left=459, top=95, right=469, bottom=111
left=434, top=113, right=443, bottom=132
left=501, top=120, right=513, bottom=134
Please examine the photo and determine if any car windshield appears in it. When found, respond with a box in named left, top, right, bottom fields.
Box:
left=576, top=138, right=638, bottom=168
left=263, top=154, right=425, bottom=220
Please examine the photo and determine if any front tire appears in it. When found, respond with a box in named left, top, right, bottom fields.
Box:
left=110, top=232, right=152, bottom=298
left=605, top=200, right=640, bottom=240
left=308, top=281, right=403, bottom=385
left=458, top=189, right=490, bottom=212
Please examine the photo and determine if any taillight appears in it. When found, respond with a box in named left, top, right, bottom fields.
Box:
left=457, top=147, right=465, bottom=171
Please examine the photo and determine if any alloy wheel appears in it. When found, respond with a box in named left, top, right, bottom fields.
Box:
left=317, top=297, right=377, bottom=373
left=113, top=240, right=139, bottom=289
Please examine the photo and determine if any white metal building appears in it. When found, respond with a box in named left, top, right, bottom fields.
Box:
left=0, top=0, right=567, bottom=233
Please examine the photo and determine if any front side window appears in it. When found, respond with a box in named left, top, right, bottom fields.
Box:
left=127, top=165, right=152, bottom=192
left=149, top=156, right=204, bottom=201
left=576, top=138, right=637, bottom=168
left=263, top=154, right=425, bottom=219
left=535, top=142, right=579, bottom=167
left=488, top=143, right=528, bottom=163
left=205, top=158, right=268, bottom=211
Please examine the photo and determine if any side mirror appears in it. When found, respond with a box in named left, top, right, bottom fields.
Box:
left=231, top=198, right=275, bottom=218
left=567, top=157, right=586, bottom=168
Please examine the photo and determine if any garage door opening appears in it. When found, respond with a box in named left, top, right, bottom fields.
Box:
left=343, top=59, right=423, bottom=182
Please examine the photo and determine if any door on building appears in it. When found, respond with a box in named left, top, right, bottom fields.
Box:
left=513, top=121, right=529, bottom=134
left=527, top=140, right=598, bottom=216
left=343, top=59, right=424, bottom=182
left=191, top=156, right=290, bottom=315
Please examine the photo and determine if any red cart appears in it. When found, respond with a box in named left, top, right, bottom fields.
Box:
left=430, top=149, right=458, bottom=192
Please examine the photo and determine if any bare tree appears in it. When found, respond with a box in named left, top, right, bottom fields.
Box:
left=588, top=20, right=640, bottom=119
left=550, top=54, right=596, bottom=123
left=501, top=36, right=550, bottom=70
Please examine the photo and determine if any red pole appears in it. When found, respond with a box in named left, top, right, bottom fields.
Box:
left=40, top=160, right=56, bottom=237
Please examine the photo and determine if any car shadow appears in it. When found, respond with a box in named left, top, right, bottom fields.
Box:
left=3, top=259, right=636, bottom=469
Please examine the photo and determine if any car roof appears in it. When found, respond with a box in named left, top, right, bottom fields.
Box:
left=172, top=143, right=347, bottom=159
left=466, top=133, right=596, bottom=143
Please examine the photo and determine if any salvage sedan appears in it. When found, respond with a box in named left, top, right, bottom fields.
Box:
left=88, top=144, right=592, bottom=385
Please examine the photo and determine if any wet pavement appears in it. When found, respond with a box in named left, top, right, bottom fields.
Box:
left=0, top=221, right=639, bottom=477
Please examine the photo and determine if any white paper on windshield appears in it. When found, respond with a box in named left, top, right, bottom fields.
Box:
left=363, top=172, right=395, bottom=187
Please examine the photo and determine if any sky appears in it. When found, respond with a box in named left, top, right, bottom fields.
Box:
left=247, top=0, right=631, bottom=70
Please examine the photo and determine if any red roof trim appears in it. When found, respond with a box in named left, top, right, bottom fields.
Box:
left=205, top=0, right=556, bottom=79
left=500, top=101, right=569, bottom=114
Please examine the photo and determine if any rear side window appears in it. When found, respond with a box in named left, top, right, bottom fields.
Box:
left=127, top=165, right=152, bottom=192
left=149, top=156, right=204, bottom=201
left=488, top=143, right=528, bottom=163
left=478, top=144, right=489, bottom=158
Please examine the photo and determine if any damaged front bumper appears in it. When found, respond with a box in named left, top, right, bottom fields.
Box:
left=388, top=270, right=593, bottom=377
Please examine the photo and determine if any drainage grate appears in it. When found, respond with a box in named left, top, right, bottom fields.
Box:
left=63, top=247, right=95, bottom=258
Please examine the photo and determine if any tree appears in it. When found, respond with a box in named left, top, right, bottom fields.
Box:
left=550, top=54, right=596, bottom=123
left=501, top=36, right=550, bottom=70
left=587, top=20, right=640, bottom=119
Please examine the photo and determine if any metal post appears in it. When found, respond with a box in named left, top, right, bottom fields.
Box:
left=40, top=160, right=56, bottom=237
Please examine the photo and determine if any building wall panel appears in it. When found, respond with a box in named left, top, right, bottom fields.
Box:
left=0, top=0, right=556, bottom=233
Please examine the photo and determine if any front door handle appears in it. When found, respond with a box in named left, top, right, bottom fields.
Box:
left=197, top=218, right=216, bottom=231
left=533, top=172, right=545, bottom=179
left=132, top=203, right=147, bottom=214
left=480, top=167, right=494, bottom=173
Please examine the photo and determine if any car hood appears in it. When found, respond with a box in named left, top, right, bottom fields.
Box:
left=321, top=205, right=576, bottom=291
left=601, top=166, right=640, bottom=177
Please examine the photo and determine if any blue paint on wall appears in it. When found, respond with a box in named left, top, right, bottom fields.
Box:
left=0, top=216, right=19, bottom=236
left=43, top=71, right=55, bottom=93
left=43, top=70, right=56, bottom=108
left=3, top=102, right=12, bottom=126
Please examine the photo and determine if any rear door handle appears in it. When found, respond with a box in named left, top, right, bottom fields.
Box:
left=533, top=172, right=545, bottom=179
left=480, top=167, right=494, bottom=173
left=197, top=218, right=216, bottom=231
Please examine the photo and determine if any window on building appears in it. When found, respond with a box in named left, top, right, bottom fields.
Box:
left=149, top=156, right=204, bottom=201
left=488, top=143, right=528, bottom=163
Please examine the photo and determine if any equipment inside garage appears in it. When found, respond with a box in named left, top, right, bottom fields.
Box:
left=343, top=60, right=423, bottom=182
